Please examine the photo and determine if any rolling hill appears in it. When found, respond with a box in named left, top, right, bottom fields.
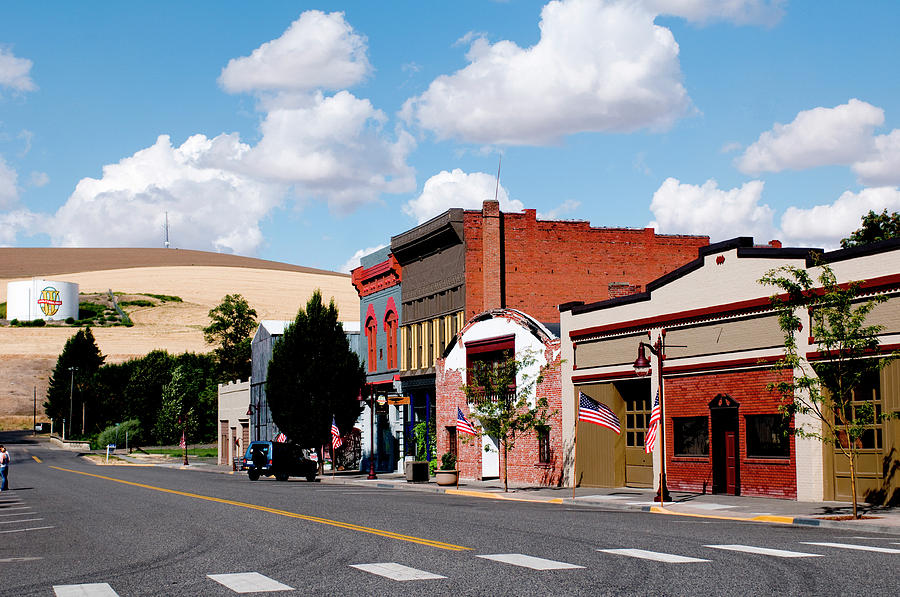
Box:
left=0, top=248, right=360, bottom=423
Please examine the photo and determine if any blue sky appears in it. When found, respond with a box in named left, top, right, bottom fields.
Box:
left=1, top=1, right=899, bottom=272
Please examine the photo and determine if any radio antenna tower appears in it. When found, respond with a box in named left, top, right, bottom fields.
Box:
left=164, top=211, right=170, bottom=249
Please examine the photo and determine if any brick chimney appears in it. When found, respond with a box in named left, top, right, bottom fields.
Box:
left=482, top=199, right=502, bottom=311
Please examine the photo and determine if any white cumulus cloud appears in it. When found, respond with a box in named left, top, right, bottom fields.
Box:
left=649, top=177, right=777, bottom=241
left=404, top=169, right=523, bottom=224
left=0, top=209, right=38, bottom=246
left=219, top=10, right=370, bottom=94
left=47, top=134, right=285, bottom=254
left=402, top=0, right=690, bottom=145
left=779, top=187, right=900, bottom=249
left=340, top=244, right=388, bottom=274
left=0, top=48, right=36, bottom=92
left=646, top=0, right=785, bottom=26
left=736, top=99, right=885, bottom=174
left=852, top=129, right=900, bottom=186
left=243, top=91, right=416, bottom=213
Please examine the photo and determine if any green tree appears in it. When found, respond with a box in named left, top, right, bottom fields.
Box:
left=760, top=261, right=897, bottom=518
left=266, top=290, right=364, bottom=458
left=122, top=350, right=174, bottom=441
left=462, top=349, right=555, bottom=492
left=153, top=363, right=201, bottom=445
left=840, top=209, right=900, bottom=248
left=203, top=294, right=258, bottom=382
left=44, top=327, right=105, bottom=437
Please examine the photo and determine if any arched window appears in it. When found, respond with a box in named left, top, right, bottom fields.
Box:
left=366, top=316, right=378, bottom=373
left=384, top=310, right=398, bottom=370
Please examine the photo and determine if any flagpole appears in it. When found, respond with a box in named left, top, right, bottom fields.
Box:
left=573, top=415, right=578, bottom=501
left=456, top=427, right=460, bottom=490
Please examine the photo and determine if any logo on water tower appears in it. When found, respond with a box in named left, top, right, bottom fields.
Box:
left=37, top=286, right=63, bottom=317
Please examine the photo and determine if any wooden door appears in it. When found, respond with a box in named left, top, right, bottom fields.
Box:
left=725, top=431, right=737, bottom=495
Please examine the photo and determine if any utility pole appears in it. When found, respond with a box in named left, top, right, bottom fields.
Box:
left=33, top=386, right=36, bottom=436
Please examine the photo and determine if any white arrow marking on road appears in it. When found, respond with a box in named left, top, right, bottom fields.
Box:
left=598, top=548, right=710, bottom=563
left=350, top=563, right=447, bottom=581
left=706, top=544, right=823, bottom=558
left=477, top=554, right=585, bottom=570
left=207, top=572, right=294, bottom=593
left=802, top=542, right=900, bottom=554
left=53, top=583, right=119, bottom=596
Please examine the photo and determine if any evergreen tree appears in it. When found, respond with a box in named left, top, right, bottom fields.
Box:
left=44, top=327, right=105, bottom=437
left=123, top=350, right=174, bottom=438
left=203, top=294, right=257, bottom=382
left=266, top=290, right=364, bottom=456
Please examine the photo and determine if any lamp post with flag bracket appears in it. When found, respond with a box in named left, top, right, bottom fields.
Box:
left=633, top=329, right=684, bottom=503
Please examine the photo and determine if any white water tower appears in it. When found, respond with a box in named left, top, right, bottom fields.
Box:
left=6, top=279, right=80, bottom=321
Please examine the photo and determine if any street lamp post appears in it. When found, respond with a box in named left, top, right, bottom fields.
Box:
left=67, top=366, right=78, bottom=440
left=633, top=330, right=672, bottom=503
left=367, top=389, right=377, bottom=480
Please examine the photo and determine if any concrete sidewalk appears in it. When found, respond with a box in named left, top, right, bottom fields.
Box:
left=92, top=450, right=900, bottom=535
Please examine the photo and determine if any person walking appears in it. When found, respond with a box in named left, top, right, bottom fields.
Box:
left=0, top=445, right=9, bottom=492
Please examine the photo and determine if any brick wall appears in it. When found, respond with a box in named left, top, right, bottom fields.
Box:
left=463, top=205, right=708, bottom=321
left=665, top=368, right=797, bottom=499
left=436, top=339, right=564, bottom=486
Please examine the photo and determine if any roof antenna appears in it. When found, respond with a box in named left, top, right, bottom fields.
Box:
left=494, top=153, right=502, bottom=203
left=164, top=211, right=170, bottom=249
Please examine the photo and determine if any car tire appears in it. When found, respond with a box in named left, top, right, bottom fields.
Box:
left=275, top=471, right=289, bottom=482
left=306, top=472, right=316, bottom=482
left=248, top=470, right=260, bottom=481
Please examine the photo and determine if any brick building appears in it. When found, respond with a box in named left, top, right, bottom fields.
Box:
left=560, top=237, right=900, bottom=502
left=436, top=309, right=563, bottom=486
left=350, top=247, right=405, bottom=472
left=391, top=199, right=709, bottom=445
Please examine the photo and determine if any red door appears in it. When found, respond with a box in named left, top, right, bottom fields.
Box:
left=725, top=431, right=737, bottom=495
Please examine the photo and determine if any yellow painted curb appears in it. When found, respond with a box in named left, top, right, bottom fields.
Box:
left=649, top=506, right=794, bottom=524
left=446, top=489, right=564, bottom=504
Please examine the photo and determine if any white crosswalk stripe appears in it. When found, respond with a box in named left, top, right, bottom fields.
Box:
left=598, top=548, right=710, bottom=563
left=207, top=572, right=294, bottom=593
left=350, top=563, right=447, bottom=581
left=801, top=542, right=900, bottom=554
left=705, top=544, right=822, bottom=558
left=477, top=554, right=584, bottom=570
left=53, top=583, right=119, bottom=597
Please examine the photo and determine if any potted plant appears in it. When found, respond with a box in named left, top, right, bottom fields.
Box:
left=434, top=451, right=459, bottom=486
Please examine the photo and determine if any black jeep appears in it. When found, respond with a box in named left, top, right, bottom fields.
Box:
left=241, top=441, right=317, bottom=482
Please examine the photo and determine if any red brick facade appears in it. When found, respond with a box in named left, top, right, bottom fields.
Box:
left=436, top=314, right=564, bottom=486
left=665, top=368, right=797, bottom=499
left=463, top=203, right=708, bottom=321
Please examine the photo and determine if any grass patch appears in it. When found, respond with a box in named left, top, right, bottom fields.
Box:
left=143, top=448, right=217, bottom=458
left=119, top=299, right=154, bottom=307
left=145, top=293, right=182, bottom=303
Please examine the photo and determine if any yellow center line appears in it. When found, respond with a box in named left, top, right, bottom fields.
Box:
left=49, top=466, right=470, bottom=551
left=32, top=456, right=42, bottom=463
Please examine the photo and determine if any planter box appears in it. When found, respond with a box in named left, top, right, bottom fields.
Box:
left=434, top=469, right=459, bottom=486
left=405, top=460, right=429, bottom=483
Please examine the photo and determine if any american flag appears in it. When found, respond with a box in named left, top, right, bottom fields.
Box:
left=331, top=417, right=342, bottom=449
left=179, top=432, right=186, bottom=449
left=457, top=407, right=477, bottom=436
left=578, top=392, right=620, bottom=434
left=644, top=390, right=660, bottom=454
left=274, top=432, right=287, bottom=443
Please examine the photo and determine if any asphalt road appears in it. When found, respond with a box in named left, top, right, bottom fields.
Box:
left=3, top=436, right=900, bottom=596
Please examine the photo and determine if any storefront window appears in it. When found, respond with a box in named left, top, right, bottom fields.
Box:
left=745, top=414, right=789, bottom=458
left=673, top=416, right=709, bottom=456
